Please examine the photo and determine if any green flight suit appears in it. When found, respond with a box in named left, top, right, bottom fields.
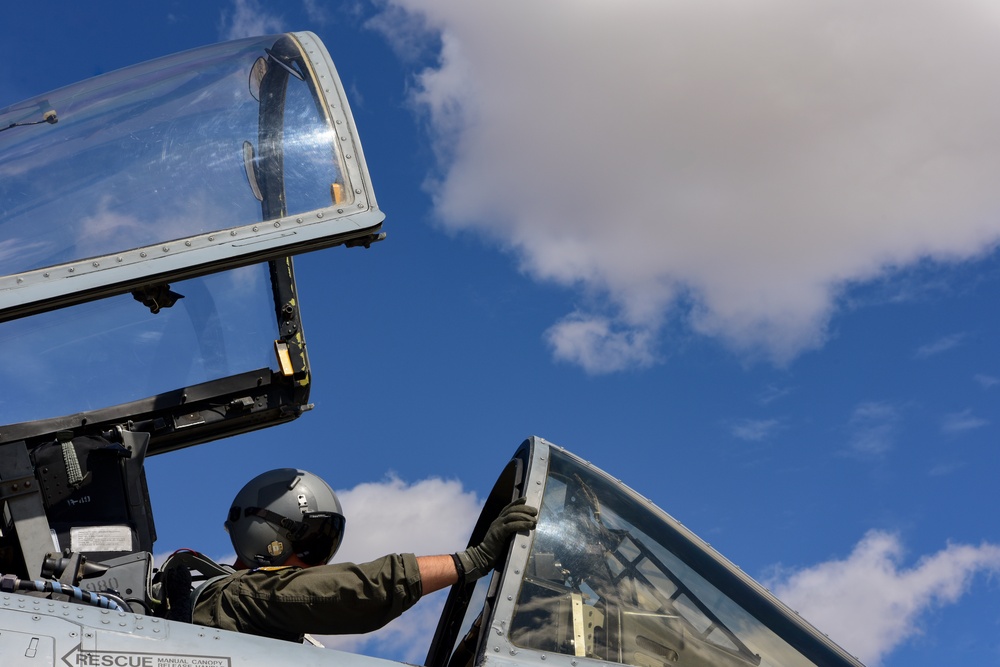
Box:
left=192, top=553, right=423, bottom=642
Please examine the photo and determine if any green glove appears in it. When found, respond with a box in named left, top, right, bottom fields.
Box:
left=456, top=497, right=538, bottom=584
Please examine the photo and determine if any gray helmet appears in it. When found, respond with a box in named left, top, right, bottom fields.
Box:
left=225, top=468, right=345, bottom=567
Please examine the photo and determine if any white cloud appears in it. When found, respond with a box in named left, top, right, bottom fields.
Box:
left=76, top=196, right=146, bottom=260
left=914, top=333, right=966, bottom=359
left=319, top=475, right=482, bottom=662
left=731, top=418, right=783, bottom=442
left=757, top=384, right=792, bottom=406
left=220, top=0, right=285, bottom=40
left=928, top=461, right=965, bottom=477
left=373, top=0, right=1000, bottom=370
left=545, top=313, right=657, bottom=374
left=302, top=0, right=331, bottom=26
left=974, top=373, right=1000, bottom=389
left=0, top=238, right=49, bottom=265
left=941, top=408, right=989, bottom=435
left=846, top=401, right=900, bottom=457
left=335, top=474, right=480, bottom=561
left=768, top=531, right=1000, bottom=666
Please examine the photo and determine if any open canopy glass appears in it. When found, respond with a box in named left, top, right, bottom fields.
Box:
left=0, top=32, right=383, bottom=322
left=0, top=33, right=386, bottom=455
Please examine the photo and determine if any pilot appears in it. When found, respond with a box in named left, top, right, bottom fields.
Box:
left=191, top=468, right=537, bottom=642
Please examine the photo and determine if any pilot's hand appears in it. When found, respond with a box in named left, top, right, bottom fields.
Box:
left=456, top=497, right=538, bottom=583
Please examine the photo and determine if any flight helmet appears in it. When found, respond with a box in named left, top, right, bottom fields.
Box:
left=225, top=468, right=346, bottom=567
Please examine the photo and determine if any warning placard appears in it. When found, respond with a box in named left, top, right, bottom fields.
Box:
left=70, top=525, right=134, bottom=552
left=63, top=649, right=231, bottom=667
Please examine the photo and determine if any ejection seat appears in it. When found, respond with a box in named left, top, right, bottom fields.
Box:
left=0, top=428, right=157, bottom=613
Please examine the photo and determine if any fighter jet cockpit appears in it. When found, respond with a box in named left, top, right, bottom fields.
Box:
left=0, top=32, right=865, bottom=667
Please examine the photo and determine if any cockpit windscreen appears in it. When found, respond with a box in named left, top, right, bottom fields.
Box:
left=512, top=449, right=840, bottom=667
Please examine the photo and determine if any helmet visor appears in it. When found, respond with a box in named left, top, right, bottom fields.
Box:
left=290, top=511, right=346, bottom=565
left=239, top=506, right=345, bottom=566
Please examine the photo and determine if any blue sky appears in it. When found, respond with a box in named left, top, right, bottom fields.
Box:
left=3, top=1, right=1000, bottom=665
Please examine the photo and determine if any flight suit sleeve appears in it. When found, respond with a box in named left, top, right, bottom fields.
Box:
left=193, top=553, right=423, bottom=641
